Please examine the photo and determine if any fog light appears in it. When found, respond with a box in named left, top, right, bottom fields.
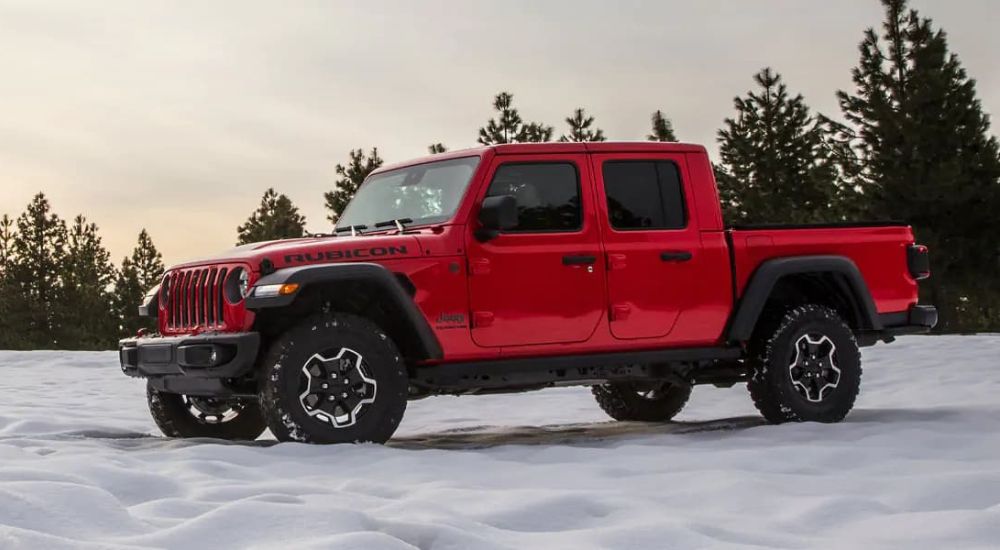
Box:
left=177, top=344, right=233, bottom=367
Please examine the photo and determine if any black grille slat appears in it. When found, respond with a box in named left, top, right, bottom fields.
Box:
left=162, top=265, right=233, bottom=332
left=217, top=268, right=228, bottom=328
left=168, top=273, right=176, bottom=328
left=182, top=271, right=192, bottom=328
left=197, top=269, right=207, bottom=326
left=207, top=268, right=217, bottom=326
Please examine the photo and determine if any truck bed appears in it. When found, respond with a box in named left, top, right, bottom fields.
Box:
left=727, top=223, right=918, bottom=315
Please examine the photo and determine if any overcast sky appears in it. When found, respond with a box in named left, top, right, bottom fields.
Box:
left=1, top=0, right=997, bottom=266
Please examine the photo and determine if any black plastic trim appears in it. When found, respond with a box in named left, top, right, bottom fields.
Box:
left=562, top=254, right=597, bottom=265
left=245, top=262, right=443, bottom=360
left=137, top=285, right=160, bottom=318
left=879, top=305, right=938, bottom=337
left=119, top=332, right=260, bottom=380
left=660, top=250, right=693, bottom=262
left=726, top=255, right=882, bottom=342
left=412, top=346, right=740, bottom=392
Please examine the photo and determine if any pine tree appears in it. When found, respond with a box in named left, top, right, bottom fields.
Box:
left=114, top=229, right=165, bottom=338
left=131, top=229, right=165, bottom=291
left=324, top=148, right=384, bottom=224
left=647, top=110, right=678, bottom=142
left=559, top=108, right=606, bottom=142
left=114, top=258, right=144, bottom=338
left=522, top=123, right=554, bottom=143
left=428, top=143, right=447, bottom=154
left=477, top=92, right=554, bottom=145
left=236, top=188, right=307, bottom=245
left=716, top=68, right=846, bottom=225
left=837, top=0, right=1000, bottom=331
left=0, top=214, right=12, bottom=280
left=57, top=215, right=117, bottom=349
left=5, top=194, right=67, bottom=349
left=0, top=215, right=16, bottom=348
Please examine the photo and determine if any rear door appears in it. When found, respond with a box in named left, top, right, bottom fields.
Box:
left=592, top=153, right=702, bottom=340
left=466, top=154, right=605, bottom=347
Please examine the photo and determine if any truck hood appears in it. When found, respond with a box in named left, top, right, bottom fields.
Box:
left=170, top=233, right=425, bottom=272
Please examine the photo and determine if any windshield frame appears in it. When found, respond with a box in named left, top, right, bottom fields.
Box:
left=335, top=154, right=482, bottom=231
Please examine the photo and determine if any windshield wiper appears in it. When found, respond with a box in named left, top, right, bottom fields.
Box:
left=373, top=218, right=413, bottom=232
left=333, top=224, right=368, bottom=237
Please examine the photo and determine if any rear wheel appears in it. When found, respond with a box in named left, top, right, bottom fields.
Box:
left=592, top=381, right=692, bottom=422
left=747, top=304, right=862, bottom=424
left=259, top=313, right=408, bottom=444
left=146, top=383, right=267, bottom=440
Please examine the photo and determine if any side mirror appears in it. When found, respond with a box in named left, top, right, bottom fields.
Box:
left=476, top=195, right=518, bottom=241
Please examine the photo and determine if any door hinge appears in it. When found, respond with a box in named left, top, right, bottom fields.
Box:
left=610, top=304, right=631, bottom=321
left=607, top=253, right=627, bottom=270
left=472, top=311, right=494, bottom=328
left=470, top=258, right=491, bottom=275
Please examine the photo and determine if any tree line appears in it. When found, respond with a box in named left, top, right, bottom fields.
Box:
left=0, top=194, right=164, bottom=350
left=0, top=0, right=996, bottom=349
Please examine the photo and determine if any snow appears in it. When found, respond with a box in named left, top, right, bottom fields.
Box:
left=1, top=335, right=999, bottom=549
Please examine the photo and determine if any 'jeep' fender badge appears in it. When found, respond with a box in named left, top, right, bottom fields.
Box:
left=435, top=312, right=466, bottom=329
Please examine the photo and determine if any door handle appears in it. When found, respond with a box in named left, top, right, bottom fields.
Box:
left=660, top=250, right=693, bottom=262
left=562, top=254, right=597, bottom=266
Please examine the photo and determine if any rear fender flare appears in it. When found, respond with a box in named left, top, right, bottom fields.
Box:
left=726, top=255, right=881, bottom=343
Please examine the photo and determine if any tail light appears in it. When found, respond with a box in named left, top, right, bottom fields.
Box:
left=907, top=244, right=930, bottom=280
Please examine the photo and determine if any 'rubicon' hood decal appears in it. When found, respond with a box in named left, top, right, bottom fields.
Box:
left=169, top=234, right=422, bottom=271
left=282, top=244, right=411, bottom=266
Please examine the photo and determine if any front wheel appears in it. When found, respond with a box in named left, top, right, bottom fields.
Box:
left=748, top=304, right=862, bottom=424
left=259, top=313, right=409, bottom=444
left=146, top=383, right=267, bottom=440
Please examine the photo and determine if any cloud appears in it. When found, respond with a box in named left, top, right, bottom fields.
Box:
left=0, top=0, right=997, bottom=265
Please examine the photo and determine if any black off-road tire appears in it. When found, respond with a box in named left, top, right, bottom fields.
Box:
left=259, top=313, right=408, bottom=444
left=592, top=381, right=692, bottom=422
left=747, top=304, right=862, bottom=424
left=146, top=383, right=267, bottom=440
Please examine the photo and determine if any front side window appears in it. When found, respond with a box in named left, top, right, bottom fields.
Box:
left=337, top=156, right=481, bottom=229
left=603, top=160, right=686, bottom=230
left=485, top=162, right=581, bottom=232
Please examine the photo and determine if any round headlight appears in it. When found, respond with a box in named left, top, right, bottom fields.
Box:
left=239, top=269, right=250, bottom=298
left=224, top=267, right=250, bottom=303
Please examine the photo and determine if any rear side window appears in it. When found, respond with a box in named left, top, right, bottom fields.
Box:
left=485, top=162, right=581, bottom=232
left=603, top=161, right=686, bottom=230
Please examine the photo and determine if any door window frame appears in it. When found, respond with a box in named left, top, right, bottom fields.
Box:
left=477, top=158, right=588, bottom=236
left=600, top=159, right=689, bottom=233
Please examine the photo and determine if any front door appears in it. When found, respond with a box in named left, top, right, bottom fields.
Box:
left=467, top=154, right=605, bottom=347
left=593, top=153, right=702, bottom=340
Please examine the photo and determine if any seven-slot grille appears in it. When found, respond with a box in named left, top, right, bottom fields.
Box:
left=163, top=266, right=231, bottom=330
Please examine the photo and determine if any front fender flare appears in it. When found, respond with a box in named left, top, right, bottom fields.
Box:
left=246, top=262, right=442, bottom=360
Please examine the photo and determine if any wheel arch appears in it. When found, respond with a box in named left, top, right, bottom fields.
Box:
left=246, top=263, right=443, bottom=363
left=726, top=255, right=881, bottom=343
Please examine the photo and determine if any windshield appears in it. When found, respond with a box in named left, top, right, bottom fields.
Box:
left=336, top=156, right=481, bottom=230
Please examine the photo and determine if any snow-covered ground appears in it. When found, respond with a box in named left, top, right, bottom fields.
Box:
left=0, top=336, right=998, bottom=549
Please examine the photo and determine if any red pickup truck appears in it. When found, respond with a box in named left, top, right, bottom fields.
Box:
left=119, top=142, right=936, bottom=444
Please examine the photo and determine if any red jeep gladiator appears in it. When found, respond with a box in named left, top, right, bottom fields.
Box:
left=119, top=142, right=936, bottom=444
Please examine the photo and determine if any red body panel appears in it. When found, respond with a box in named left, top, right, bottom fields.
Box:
left=465, top=152, right=606, bottom=347
left=155, top=142, right=922, bottom=364
left=729, top=225, right=919, bottom=314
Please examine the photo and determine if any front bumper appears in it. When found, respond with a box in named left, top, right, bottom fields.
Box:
left=119, top=332, right=260, bottom=395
